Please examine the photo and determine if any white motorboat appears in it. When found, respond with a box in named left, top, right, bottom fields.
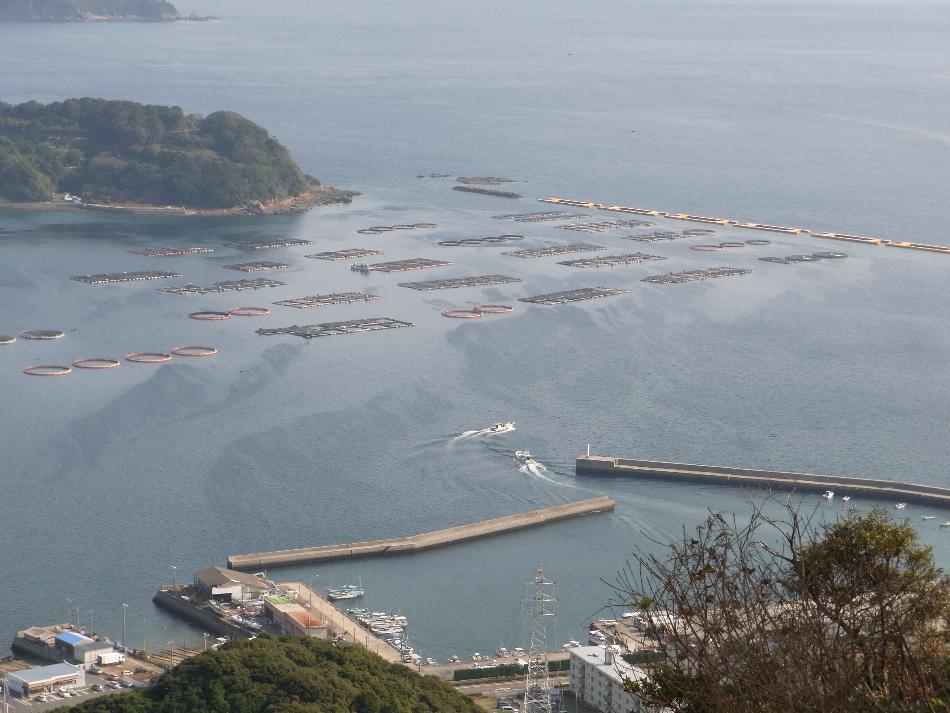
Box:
left=327, top=583, right=365, bottom=601
left=822, top=491, right=834, bottom=500
left=940, top=521, right=950, bottom=529
left=514, top=450, right=538, bottom=467
left=922, top=516, right=936, bottom=521
left=488, top=421, right=516, bottom=434
left=841, top=496, right=851, bottom=502
left=895, top=503, right=907, bottom=510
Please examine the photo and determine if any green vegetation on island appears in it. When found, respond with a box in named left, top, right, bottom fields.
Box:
left=0, top=98, right=347, bottom=213
left=0, top=0, right=182, bottom=21
left=63, top=636, right=480, bottom=713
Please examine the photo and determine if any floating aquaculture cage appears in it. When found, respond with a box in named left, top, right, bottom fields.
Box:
left=126, top=352, right=172, bottom=364
left=228, top=306, right=271, bottom=316
left=452, top=186, right=522, bottom=198
left=257, top=317, right=414, bottom=340
left=189, top=311, right=230, bottom=321
left=160, top=277, right=286, bottom=295
left=233, top=238, right=314, bottom=250
left=306, top=249, right=384, bottom=261
left=23, top=364, right=71, bottom=376
left=438, top=235, right=523, bottom=247
left=557, top=219, right=653, bottom=233
left=20, top=330, right=64, bottom=340
left=623, top=231, right=687, bottom=242
left=72, top=358, right=120, bottom=369
left=501, top=243, right=607, bottom=259
left=357, top=223, right=436, bottom=235
left=350, top=258, right=452, bottom=273
left=222, top=261, right=292, bottom=272
left=273, top=293, right=380, bottom=309
left=441, top=309, right=482, bottom=319
left=492, top=211, right=590, bottom=223
left=641, top=267, right=752, bottom=284
left=171, top=345, right=218, bottom=357
left=519, top=287, right=630, bottom=305
left=473, top=304, right=514, bottom=314
left=71, top=271, right=183, bottom=284
left=131, top=247, right=213, bottom=257
left=0, top=335, right=15, bottom=345
left=558, top=253, right=667, bottom=268
left=397, top=275, right=521, bottom=291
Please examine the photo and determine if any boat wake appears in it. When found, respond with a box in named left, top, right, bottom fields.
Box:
left=451, top=421, right=516, bottom=442
left=518, top=461, right=559, bottom=484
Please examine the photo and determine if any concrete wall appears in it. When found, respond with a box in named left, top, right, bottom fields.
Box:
left=151, top=590, right=249, bottom=638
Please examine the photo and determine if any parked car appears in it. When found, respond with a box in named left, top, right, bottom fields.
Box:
left=92, top=684, right=104, bottom=692
left=35, top=695, right=49, bottom=702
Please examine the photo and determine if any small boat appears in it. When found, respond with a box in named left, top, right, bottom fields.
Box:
left=940, top=521, right=950, bottom=529
left=895, top=503, right=907, bottom=510
left=514, top=450, right=538, bottom=467
left=922, top=516, right=936, bottom=521
left=488, top=421, right=516, bottom=434
left=448, top=655, right=461, bottom=663
left=327, top=583, right=365, bottom=601
left=426, top=657, right=437, bottom=666
left=472, top=653, right=482, bottom=662
left=822, top=491, right=834, bottom=500
left=841, top=496, right=851, bottom=502
left=496, top=647, right=510, bottom=657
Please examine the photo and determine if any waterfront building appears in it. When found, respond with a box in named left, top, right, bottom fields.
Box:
left=569, top=645, right=655, bottom=713
left=5, top=662, right=85, bottom=697
left=193, top=567, right=272, bottom=602
left=11, top=625, right=114, bottom=669
left=263, top=594, right=328, bottom=638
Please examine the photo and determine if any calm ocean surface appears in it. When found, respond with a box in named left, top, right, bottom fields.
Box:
left=1, top=0, right=948, bottom=659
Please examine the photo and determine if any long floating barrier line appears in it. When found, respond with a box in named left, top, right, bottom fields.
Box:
left=538, top=198, right=950, bottom=255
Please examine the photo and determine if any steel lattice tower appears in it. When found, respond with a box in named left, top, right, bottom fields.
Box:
left=523, top=568, right=556, bottom=713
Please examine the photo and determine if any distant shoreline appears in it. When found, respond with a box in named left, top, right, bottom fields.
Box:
left=0, top=186, right=357, bottom=217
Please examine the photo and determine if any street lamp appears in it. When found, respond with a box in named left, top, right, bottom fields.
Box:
left=171, top=565, right=177, bottom=593
left=121, top=603, right=128, bottom=652
left=166, top=641, right=174, bottom=671
left=203, top=633, right=209, bottom=652
left=307, top=574, right=319, bottom=638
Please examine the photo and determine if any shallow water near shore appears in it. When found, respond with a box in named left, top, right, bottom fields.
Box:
left=1, top=0, right=949, bottom=659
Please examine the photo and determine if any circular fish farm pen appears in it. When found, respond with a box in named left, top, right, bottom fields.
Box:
left=718, top=241, right=747, bottom=248
left=126, top=352, right=172, bottom=364
left=171, top=345, right=218, bottom=357
left=72, top=358, right=120, bottom=370
left=0, top=335, right=15, bottom=345
left=439, top=235, right=524, bottom=247
left=20, top=329, right=65, bottom=340
left=441, top=309, right=483, bottom=319
left=814, top=251, right=848, bottom=259
left=786, top=254, right=822, bottom=262
left=474, top=304, right=514, bottom=314
left=189, top=311, right=231, bottom=321
left=23, top=365, right=72, bottom=377
left=228, top=306, right=271, bottom=317
left=690, top=244, right=724, bottom=252
left=745, top=239, right=772, bottom=246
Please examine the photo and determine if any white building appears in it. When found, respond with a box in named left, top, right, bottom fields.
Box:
left=570, top=645, right=655, bottom=713
left=5, top=663, right=85, bottom=698
left=193, top=567, right=272, bottom=602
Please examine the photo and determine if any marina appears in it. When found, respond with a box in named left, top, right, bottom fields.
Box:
left=306, top=248, right=384, bottom=260
left=256, top=317, right=414, bottom=340
left=641, top=266, right=752, bottom=284
left=350, top=257, right=452, bottom=273
left=228, top=497, right=616, bottom=569
left=501, top=243, right=607, bottom=258
left=130, top=247, right=213, bottom=257
left=452, top=185, right=522, bottom=198
left=519, top=287, right=630, bottom=305
left=222, top=261, right=292, bottom=272
left=273, top=292, right=380, bottom=309
left=398, top=274, right=521, bottom=291
left=575, top=456, right=950, bottom=508
left=233, top=237, right=314, bottom=250
left=493, top=211, right=590, bottom=223
left=541, top=198, right=950, bottom=255
left=557, top=219, right=653, bottom=233
left=558, top=252, right=666, bottom=268
left=71, top=270, right=183, bottom=284
left=159, top=277, right=287, bottom=295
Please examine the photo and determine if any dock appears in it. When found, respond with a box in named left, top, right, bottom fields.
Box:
left=575, top=456, right=950, bottom=507
left=228, top=496, right=615, bottom=570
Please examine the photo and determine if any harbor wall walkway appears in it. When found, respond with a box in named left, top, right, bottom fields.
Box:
left=228, top=497, right=616, bottom=570
left=576, top=456, right=950, bottom=508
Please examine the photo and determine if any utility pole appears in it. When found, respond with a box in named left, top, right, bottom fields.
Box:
left=121, top=603, right=128, bottom=651
left=171, top=565, right=177, bottom=593
left=203, top=633, right=209, bottom=652
left=88, top=609, right=95, bottom=635
left=308, top=574, right=319, bottom=638
left=523, top=567, right=556, bottom=713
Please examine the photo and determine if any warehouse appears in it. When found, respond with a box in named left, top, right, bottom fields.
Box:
left=194, top=567, right=272, bottom=603
left=54, top=630, right=116, bottom=668
left=5, top=663, right=85, bottom=697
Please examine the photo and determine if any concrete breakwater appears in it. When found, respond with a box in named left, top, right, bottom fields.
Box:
left=576, top=456, right=950, bottom=508
left=228, top=497, right=615, bottom=570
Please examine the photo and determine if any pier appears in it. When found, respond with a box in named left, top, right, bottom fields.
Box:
left=575, top=456, right=950, bottom=508
left=227, top=496, right=615, bottom=569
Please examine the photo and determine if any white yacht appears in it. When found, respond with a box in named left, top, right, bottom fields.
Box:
left=895, top=503, right=907, bottom=510
left=514, top=450, right=537, bottom=467
left=488, top=421, right=516, bottom=434
left=822, top=491, right=834, bottom=500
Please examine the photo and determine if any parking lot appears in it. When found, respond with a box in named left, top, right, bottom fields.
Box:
left=4, top=667, right=155, bottom=711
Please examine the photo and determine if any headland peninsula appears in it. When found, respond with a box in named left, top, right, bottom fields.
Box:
left=0, top=98, right=353, bottom=216
left=0, top=0, right=207, bottom=22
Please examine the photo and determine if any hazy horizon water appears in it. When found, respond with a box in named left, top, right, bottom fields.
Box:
left=1, top=0, right=949, bottom=659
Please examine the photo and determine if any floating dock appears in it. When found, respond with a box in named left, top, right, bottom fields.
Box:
left=227, top=496, right=615, bottom=569
left=520, top=287, right=630, bottom=305
left=131, top=247, right=213, bottom=257
left=234, top=237, right=314, bottom=250
left=257, top=317, right=413, bottom=339
left=558, top=252, right=666, bottom=268
left=273, top=292, right=380, bottom=309
left=539, top=198, right=950, bottom=256
left=557, top=219, right=653, bottom=233
left=642, top=266, right=751, bottom=284
left=351, top=258, right=452, bottom=273
left=452, top=185, right=522, bottom=199
left=502, top=243, right=607, bottom=259
left=575, top=456, right=950, bottom=508
left=160, top=277, right=286, bottom=295
left=306, top=249, right=384, bottom=261
left=493, top=211, right=590, bottom=223
left=71, top=270, right=182, bottom=284
left=398, top=274, right=522, bottom=291
left=223, top=261, right=292, bottom=272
